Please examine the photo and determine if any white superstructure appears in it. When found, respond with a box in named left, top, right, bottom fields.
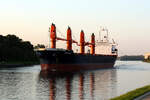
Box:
left=95, top=28, right=117, bottom=55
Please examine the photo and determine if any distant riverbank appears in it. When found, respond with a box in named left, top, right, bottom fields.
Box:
left=118, top=55, right=144, bottom=61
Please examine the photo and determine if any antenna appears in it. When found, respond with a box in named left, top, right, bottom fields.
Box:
left=99, top=26, right=103, bottom=42
left=112, top=38, right=115, bottom=44
left=99, top=30, right=101, bottom=42
left=106, top=28, right=109, bottom=42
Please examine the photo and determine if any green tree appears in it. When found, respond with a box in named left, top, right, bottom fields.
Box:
left=0, top=34, right=38, bottom=62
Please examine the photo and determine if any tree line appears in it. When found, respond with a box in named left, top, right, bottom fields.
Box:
left=118, top=55, right=144, bottom=61
left=0, top=34, right=39, bottom=63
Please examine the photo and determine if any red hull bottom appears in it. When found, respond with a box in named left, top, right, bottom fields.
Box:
left=40, top=63, right=115, bottom=73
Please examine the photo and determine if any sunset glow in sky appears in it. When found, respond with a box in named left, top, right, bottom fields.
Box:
left=0, top=0, right=150, bottom=55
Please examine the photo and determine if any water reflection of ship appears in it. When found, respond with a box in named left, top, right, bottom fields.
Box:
left=39, top=69, right=117, bottom=100
left=94, top=70, right=117, bottom=99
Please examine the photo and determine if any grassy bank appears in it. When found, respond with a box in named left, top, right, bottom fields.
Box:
left=110, top=85, right=150, bottom=100
left=143, top=59, right=150, bottom=63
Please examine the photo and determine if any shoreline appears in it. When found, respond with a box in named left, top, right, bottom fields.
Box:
left=0, top=61, right=40, bottom=68
left=143, top=60, right=150, bottom=63
left=110, top=85, right=150, bottom=100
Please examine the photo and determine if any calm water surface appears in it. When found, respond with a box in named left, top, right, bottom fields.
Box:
left=0, top=61, right=150, bottom=100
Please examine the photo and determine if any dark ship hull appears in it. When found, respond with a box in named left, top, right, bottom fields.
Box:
left=37, top=48, right=117, bottom=72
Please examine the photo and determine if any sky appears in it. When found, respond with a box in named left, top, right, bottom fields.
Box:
left=0, top=0, right=150, bottom=56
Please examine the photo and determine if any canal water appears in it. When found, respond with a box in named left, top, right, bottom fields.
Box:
left=0, top=61, right=150, bottom=100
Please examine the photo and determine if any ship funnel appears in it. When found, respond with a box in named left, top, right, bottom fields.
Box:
left=50, top=23, right=56, bottom=48
left=67, top=27, right=72, bottom=50
left=80, top=30, right=85, bottom=54
left=91, top=33, right=95, bottom=54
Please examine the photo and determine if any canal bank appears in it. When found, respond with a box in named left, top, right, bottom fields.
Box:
left=0, top=61, right=39, bottom=68
left=110, top=85, right=150, bottom=100
left=143, top=59, right=150, bottom=63
left=135, top=91, right=150, bottom=100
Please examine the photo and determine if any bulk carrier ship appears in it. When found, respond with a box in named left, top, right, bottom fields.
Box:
left=36, top=23, right=118, bottom=72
